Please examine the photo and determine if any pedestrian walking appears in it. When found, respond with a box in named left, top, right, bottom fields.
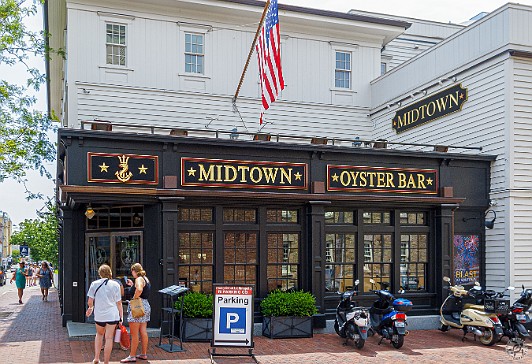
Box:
left=86, top=264, right=123, bottom=364
left=10, top=261, right=28, bottom=304
left=37, top=261, right=54, bottom=301
left=25, top=262, right=33, bottom=287
left=121, top=263, right=151, bottom=363
left=32, top=264, right=39, bottom=286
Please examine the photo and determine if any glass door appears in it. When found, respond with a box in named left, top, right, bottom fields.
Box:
left=85, top=231, right=142, bottom=322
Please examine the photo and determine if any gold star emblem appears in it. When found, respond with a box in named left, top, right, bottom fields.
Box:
left=426, top=178, right=433, bottom=186
left=138, top=165, right=148, bottom=174
left=294, top=172, right=302, bottom=181
left=99, top=163, right=109, bottom=173
left=332, top=173, right=339, bottom=182
left=459, top=93, right=464, bottom=99
left=187, top=167, right=197, bottom=177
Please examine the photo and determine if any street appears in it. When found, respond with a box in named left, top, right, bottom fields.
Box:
left=0, top=274, right=530, bottom=363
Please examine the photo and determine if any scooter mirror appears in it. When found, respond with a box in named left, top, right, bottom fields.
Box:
left=508, top=286, right=515, bottom=290
left=354, top=279, right=360, bottom=286
left=369, top=279, right=375, bottom=284
left=443, top=276, right=450, bottom=282
left=474, top=281, right=480, bottom=286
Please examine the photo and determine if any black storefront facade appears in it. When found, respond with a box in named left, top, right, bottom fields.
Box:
left=57, top=128, right=494, bottom=327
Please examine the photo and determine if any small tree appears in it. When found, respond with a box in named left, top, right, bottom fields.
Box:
left=11, top=249, right=20, bottom=261
left=10, top=200, right=58, bottom=267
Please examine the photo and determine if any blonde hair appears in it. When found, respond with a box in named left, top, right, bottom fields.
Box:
left=98, top=264, right=112, bottom=279
left=130, top=263, right=146, bottom=277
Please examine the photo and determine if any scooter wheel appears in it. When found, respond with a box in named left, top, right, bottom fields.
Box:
left=478, top=328, right=498, bottom=346
left=439, top=324, right=450, bottom=332
left=392, top=334, right=404, bottom=349
left=355, top=338, right=365, bottom=349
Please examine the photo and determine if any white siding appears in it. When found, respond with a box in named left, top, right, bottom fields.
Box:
left=75, top=83, right=373, bottom=140
left=510, top=58, right=532, bottom=292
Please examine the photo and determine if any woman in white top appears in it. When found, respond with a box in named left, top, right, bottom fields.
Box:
left=86, top=264, right=123, bottom=364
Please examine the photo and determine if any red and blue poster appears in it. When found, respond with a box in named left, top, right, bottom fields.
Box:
left=453, top=235, right=480, bottom=285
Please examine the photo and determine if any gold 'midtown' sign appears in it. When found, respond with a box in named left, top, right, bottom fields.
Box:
left=181, top=157, right=307, bottom=190
left=392, top=84, right=468, bottom=133
left=327, top=165, right=438, bottom=194
left=88, top=152, right=159, bottom=185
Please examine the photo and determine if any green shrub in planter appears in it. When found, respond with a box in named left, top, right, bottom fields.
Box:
left=260, top=290, right=318, bottom=317
left=176, top=291, right=213, bottom=318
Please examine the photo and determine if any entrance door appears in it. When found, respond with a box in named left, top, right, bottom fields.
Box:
left=86, top=232, right=143, bottom=285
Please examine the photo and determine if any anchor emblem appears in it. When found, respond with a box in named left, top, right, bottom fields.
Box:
left=115, top=155, right=133, bottom=183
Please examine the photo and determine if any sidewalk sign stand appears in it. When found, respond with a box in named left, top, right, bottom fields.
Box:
left=157, top=285, right=189, bottom=353
left=208, top=284, right=257, bottom=363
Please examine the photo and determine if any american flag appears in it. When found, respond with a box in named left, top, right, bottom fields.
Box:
left=256, top=0, right=284, bottom=124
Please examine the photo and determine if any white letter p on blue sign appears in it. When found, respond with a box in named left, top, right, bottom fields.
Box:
left=226, top=313, right=239, bottom=329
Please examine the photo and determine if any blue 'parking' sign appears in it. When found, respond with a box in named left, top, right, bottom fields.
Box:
left=213, top=285, right=254, bottom=347
left=219, top=307, right=246, bottom=334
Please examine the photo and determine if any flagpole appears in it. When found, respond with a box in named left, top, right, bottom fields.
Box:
left=232, top=0, right=271, bottom=104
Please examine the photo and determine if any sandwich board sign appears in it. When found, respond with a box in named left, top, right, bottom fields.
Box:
left=212, top=284, right=254, bottom=347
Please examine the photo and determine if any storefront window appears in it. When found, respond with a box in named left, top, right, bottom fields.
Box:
left=223, top=208, right=257, bottom=223
left=363, top=211, right=391, bottom=224
left=224, top=232, right=257, bottom=286
left=325, top=210, right=354, bottom=224
left=400, top=212, right=426, bottom=225
left=266, top=209, right=298, bottom=223
left=178, top=232, right=214, bottom=293
left=325, top=233, right=355, bottom=292
left=178, top=207, right=213, bottom=222
left=267, top=233, right=299, bottom=291
left=400, top=234, right=428, bottom=291
left=363, top=234, right=392, bottom=292
left=87, top=206, right=144, bottom=230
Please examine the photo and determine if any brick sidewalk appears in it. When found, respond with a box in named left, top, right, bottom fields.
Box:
left=1, top=281, right=531, bottom=363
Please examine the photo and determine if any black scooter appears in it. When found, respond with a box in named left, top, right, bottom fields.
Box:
left=334, top=279, right=370, bottom=349
left=367, top=279, right=412, bottom=349
left=500, top=285, right=532, bottom=341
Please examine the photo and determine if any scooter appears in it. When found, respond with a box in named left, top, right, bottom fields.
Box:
left=334, top=279, right=370, bottom=349
left=367, top=279, right=412, bottom=349
left=493, top=285, right=532, bottom=341
left=439, top=276, right=503, bottom=346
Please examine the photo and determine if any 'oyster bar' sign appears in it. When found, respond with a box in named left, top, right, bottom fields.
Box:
left=392, top=84, right=468, bottom=133
left=328, top=165, right=438, bottom=194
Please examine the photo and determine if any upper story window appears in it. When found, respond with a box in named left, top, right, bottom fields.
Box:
left=185, top=33, right=204, bottom=74
left=106, top=23, right=126, bottom=66
left=335, top=51, right=351, bottom=89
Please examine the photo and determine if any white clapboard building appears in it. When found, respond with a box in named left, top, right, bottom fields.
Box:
left=46, top=0, right=531, bottom=325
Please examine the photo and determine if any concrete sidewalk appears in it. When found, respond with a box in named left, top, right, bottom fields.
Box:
left=0, top=281, right=529, bottom=363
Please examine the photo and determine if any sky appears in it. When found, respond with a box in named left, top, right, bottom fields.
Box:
left=2, top=0, right=532, bottom=226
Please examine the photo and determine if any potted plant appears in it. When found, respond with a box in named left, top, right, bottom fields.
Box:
left=260, top=290, right=318, bottom=338
left=175, top=291, right=213, bottom=342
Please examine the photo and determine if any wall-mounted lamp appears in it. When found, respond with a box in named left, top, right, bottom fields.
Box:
left=484, top=210, right=497, bottom=229
left=463, top=209, right=497, bottom=229
left=133, top=212, right=142, bottom=226
left=85, top=204, right=95, bottom=219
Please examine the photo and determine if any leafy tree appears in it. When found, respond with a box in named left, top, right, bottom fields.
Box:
left=1, top=0, right=58, bottom=198
left=11, top=249, right=20, bottom=261
left=10, top=200, right=58, bottom=267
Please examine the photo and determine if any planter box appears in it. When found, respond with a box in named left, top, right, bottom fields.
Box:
left=262, top=316, right=313, bottom=339
left=176, top=317, right=213, bottom=342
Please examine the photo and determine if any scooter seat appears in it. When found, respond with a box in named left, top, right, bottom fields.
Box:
left=463, top=303, right=485, bottom=310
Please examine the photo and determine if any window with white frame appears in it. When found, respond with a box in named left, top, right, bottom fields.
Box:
left=185, top=33, right=204, bottom=74
left=335, top=51, right=351, bottom=89
left=106, top=23, right=126, bottom=66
